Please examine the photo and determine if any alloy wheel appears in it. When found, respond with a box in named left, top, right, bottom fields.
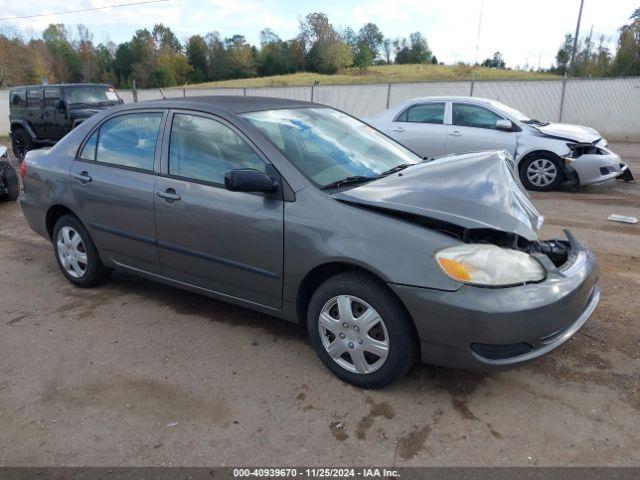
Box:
left=526, top=159, right=558, bottom=187
left=318, top=295, right=390, bottom=374
left=56, top=226, right=88, bottom=278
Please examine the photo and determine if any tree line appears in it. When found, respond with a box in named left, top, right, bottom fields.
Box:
left=0, top=8, right=639, bottom=89
left=554, top=7, right=640, bottom=77
left=0, top=12, right=434, bottom=88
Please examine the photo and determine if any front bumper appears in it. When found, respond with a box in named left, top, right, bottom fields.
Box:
left=569, top=149, right=633, bottom=186
left=390, top=232, right=599, bottom=372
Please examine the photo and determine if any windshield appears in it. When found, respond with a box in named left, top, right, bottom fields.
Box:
left=65, top=86, right=119, bottom=105
left=241, top=107, right=421, bottom=188
left=488, top=100, right=531, bottom=122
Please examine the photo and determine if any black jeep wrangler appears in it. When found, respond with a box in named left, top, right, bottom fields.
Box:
left=9, top=83, right=122, bottom=161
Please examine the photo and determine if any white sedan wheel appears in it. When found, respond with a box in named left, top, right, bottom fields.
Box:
left=526, top=158, right=558, bottom=187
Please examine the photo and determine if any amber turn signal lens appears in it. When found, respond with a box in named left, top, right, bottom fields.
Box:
left=437, top=258, right=471, bottom=282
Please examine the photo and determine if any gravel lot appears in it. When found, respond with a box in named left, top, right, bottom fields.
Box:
left=0, top=142, right=638, bottom=467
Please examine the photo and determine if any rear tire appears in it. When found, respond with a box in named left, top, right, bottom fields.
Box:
left=519, top=154, right=564, bottom=191
left=53, top=214, right=109, bottom=288
left=0, top=161, right=19, bottom=201
left=11, top=128, right=32, bottom=162
left=307, top=271, right=417, bottom=388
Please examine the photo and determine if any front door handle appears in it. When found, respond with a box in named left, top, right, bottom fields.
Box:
left=448, top=130, right=462, bottom=137
left=157, top=188, right=181, bottom=202
left=72, top=171, right=92, bottom=183
left=392, top=126, right=405, bottom=132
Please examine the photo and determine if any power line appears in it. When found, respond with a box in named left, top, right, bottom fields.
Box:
left=0, top=0, right=170, bottom=21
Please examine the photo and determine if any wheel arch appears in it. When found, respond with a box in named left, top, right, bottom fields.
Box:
left=45, top=204, right=82, bottom=240
left=519, top=150, right=567, bottom=180
left=295, top=262, right=417, bottom=333
left=10, top=120, right=36, bottom=139
left=520, top=149, right=564, bottom=162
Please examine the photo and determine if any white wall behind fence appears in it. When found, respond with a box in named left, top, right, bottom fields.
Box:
left=2, top=78, right=640, bottom=141
left=0, top=90, right=9, bottom=136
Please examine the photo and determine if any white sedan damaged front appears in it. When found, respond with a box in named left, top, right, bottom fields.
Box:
left=561, top=138, right=634, bottom=187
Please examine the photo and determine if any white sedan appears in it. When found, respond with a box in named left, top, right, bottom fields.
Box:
left=367, top=96, right=634, bottom=191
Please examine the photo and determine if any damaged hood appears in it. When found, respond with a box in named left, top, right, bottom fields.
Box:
left=333, top=151, right=543, bottom=241
left=533, top=122, right=601, bottom=143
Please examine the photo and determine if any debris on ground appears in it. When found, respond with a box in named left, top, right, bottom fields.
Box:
left=607, top=214, right=638, bottom=224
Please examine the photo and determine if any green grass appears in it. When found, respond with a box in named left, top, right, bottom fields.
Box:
left=185, top=64, right=560, bottom=89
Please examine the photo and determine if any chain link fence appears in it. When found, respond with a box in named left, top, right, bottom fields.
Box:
left=2, top=77, right=640, bottom=141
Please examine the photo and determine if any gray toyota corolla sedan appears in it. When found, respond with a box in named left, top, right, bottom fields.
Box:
left=20, top=96, right=600, bottom=388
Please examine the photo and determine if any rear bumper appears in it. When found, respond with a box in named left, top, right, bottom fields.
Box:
left=20, top=192, right=49, bottom=240
left=390, top=233, right=599, bottom=372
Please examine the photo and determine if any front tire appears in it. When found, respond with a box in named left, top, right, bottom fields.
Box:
left=53, top=214, right=109, bottom=288
left=519, top=155, right=564, bottom=191
left=0, top=161, right=19, bottom=201
left=11, top=128, right=32, bottom=162
left=307, top=271, right=417, bottom=388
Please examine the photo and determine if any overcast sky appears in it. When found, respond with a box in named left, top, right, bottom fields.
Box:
left=0, top=0, right=637, bottom=69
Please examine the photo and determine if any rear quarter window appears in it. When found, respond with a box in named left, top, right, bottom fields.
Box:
left=10, top=90, right=26, bottom=107
left=79, top=130, right=98, bottom=161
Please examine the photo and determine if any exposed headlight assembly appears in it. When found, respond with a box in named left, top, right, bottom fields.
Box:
left=566, top=142, right=602, bottom=158
left=435, top=244, right=545, bottom=287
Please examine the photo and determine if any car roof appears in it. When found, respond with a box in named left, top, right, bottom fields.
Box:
left=10, top=83, right=113, bottom=90
left=123, top=95, right=318, bottom=114
left=401, top=96, right=496, bottom=105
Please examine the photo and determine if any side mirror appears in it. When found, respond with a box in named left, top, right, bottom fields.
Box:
left=224, top=169, right=278, bottom=193
left=495, top=119, right=513, bottom=131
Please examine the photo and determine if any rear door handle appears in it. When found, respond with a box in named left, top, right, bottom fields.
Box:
left=157, top=189, right=181, bottom=202
left=72, top=171, right=92, bottom=183
left=392, top=126, right=405, bottom=132
left=448, top=130, right=462, bottom=137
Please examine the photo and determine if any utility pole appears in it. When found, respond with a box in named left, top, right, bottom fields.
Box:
left=474, top=0, right=484, bottom=65
left=584, top=25, right=594, bottom=73
left=560, top=0, right=585, bottom=122
left=568, top=0, right=585, bottom=78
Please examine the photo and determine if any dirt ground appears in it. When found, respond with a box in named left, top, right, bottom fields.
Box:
left=0, top=142, right=638, bottom=467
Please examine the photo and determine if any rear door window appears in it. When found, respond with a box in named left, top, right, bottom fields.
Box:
left=397, top=103, right=445, bottom=124
left=27, top=89, right=42, bottom=108
left=44, top=88, right=61, bottom=107
left=96, top=113, right=163, bottom=171
left=169, top=113, right=265, bottom=185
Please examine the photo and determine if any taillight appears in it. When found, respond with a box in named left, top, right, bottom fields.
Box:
left=21, top=161, right=27, bottom=179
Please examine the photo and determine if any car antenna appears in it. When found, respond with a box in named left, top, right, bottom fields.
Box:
left=159, top=88, right=166, bottom=99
